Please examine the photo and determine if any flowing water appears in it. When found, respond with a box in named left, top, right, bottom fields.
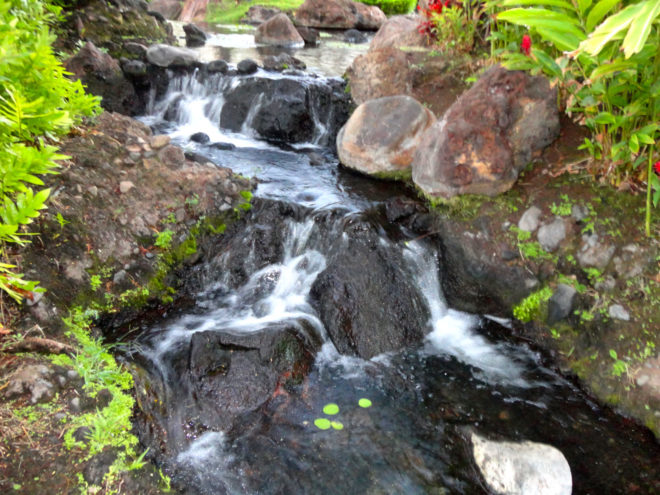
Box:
left=126, top=33, right=660, bottom=494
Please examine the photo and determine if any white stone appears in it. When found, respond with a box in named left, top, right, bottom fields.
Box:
left=472, top=432, right=572, bottom=495
left=119, top=181, right=135, bottom=194
left=518, top=206, right=542, bottom=232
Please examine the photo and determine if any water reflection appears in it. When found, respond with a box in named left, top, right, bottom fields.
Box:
left=170, top=21, right=370, bottom=77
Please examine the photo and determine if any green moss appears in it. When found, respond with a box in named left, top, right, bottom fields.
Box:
left=372, top=168, right=413, bottom=182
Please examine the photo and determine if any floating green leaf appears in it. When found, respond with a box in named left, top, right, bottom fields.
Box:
left=358, top=398, right=372, bottom=408
left=331, top=421, right=344, bottom=430
left=314, top=418, right=331, bottom=430
left=323, top=403, right=339, bottom=415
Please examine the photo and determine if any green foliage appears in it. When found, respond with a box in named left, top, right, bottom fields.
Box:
left=513, top=286, right=553, bottom=322
left=550, top=194, right=573, bottom=216
left=423, top=0, right=491, bottom=54
left=491, top=0, right=659, bottom=235
left=50, top=308, right=145, bottom=490
left=154, top=229, right=174, bottom=249
left=357, top=0, right=416, bottom=15
left=609, top=349, right=628, bottom=377
left=0, top=0, right=100, bottom=303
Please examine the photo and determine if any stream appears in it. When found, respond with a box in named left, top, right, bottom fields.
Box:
left=124, top=26, right=660, bottom=494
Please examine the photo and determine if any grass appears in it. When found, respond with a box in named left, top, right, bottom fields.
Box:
left=207, top=0, right=305, bottom=25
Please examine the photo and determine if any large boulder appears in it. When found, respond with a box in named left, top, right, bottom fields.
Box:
left=337, top=95, right=436, bottom=178
left=255, top=13, right=305, bottom=47
left=413, top=66, right=560, bottom=199
left=346, top=46, right=465, bottom=117
left=146, top=43, right=199, bottom=68
left=370, top=15, right=427, bottom=51
left=294, top=0, right=386, bottom=30
left=309, top=219, right=430, bottom=359
left=148, top=0, right=183, bottom=19
left=219, top=77, right=351, bottom=145
left=65, top=42, right=140, bottom=115
left=471, top=433, right=572, bottom=495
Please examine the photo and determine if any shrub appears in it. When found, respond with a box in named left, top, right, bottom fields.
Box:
left=0, top=0, right=100, bottom=303
left=358, top=0, right=417, bottom=15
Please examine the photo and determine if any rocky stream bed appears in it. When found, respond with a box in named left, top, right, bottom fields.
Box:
left=1, top=0, right=659, bottom=494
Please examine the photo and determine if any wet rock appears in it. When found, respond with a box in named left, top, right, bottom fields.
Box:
left=337, top=95, right=436, bottom=178
left=244, top=5, right=282, bottom=25
left=577, top=234, right=616, bottom=270
left=207, top=59, right=229, bottom=74
left=263, top=53, right=306, bottom=72
left=413, top=66, right=560, bottom=199
left=547, top=284, right=577, bottom=324
left=121, top=59, right=148, bottom=79
left=310, top=220, right=430, bottom=359
left=537, top=217, right=566, bottom=252
left=518, top=206, right=542, bottom=232
left=609, top=304, right=630, bottom=321
left=220, top=77, right=350, bottom=145
left=183, top=23, right=207, bottom=48
left=296, top=26, right=320, bottom=45
left=65, top=42, right=140, bottom=115
left=295, top=0, right=386, bottom=30
left=237, top=58, right=259, bottom=75
left=84, top=449, right=118, bottom=486
left=255, top=13, right=304, bottom=47
left=148, top=0, right=183, bottom=20
left=123, top=42, right=148, bottom=59
left=385, top=197, right=423, bottom=223
left=5, top=365, right=56, bottom=404
left=471, top=432, right=572, bottom=495
left=344, top=29, right=368, bottom=43
left=211, top=142, right=236, bottom=151
left=190, top=132, right=210, bottom=144
left=146, top=43, right=198, bottom=68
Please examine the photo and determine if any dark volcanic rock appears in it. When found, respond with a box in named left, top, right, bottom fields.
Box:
left=190, top=132, right=210, bottom=144
left=65, top=42, right=140, bottom=115
left=263, top=53, right=306, bottom=72
left=310, top=220, right=430, bottom=359
left=237, top=59, right=259, bottom=75
left=344, top=29, right=368, bottom=43
left=207, top=59, right=229, bottom=74
left=183, top=23, right=207, bottom=47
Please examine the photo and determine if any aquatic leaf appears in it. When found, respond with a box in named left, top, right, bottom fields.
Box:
left=314, top=418, right=331, bottom=430
left=331, top=421, right=344, bottom=430
left=358, top=398, right=372, bottom=408
left=323, top=403, right=339, bottom=415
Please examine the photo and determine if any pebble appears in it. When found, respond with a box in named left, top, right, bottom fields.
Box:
left=119, top=181, right=135, bottom=194
left=150, top=134, right=171, bottom=150
left=636, top=375, right=650, bottom=387
left=537, top=217, right=566, bottom=252
left=571, top=204, right=589, bottom=221
left=609, top=304, right=630, bottom=321
left=518, top=206, right=542, bottom=232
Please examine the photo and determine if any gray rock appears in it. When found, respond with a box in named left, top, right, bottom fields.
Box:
left=123, top=41, right=148, bottom=59
left=183, top=23, right=207, bottom=48
left=207, top=59, right=229, bottom=74
left=70, top=397, right=83, bottom=413
left=472, top=432, right=572, bottom=495
left=518, top=206, right=542, bottom=232
left=537, top=217, right=566, bottom=252
left=122, top=59, right=147, bottom=78
left=237, top=58, right=259, bottom=74
left=113, top=269, right=128, bottom=284
left=5, top=365, right=56, bottom=404
left=595, top=275, right=616, bottom=292
left=146, top=44, right=198, bottom=68
left=578, top=234, right=616, bottom=269
left=337, top=95, right=436, bottom=178
left=296, top=26, right=319, bottom=45
left=344, top=28, right=368, bottom=43
left=547, top=284, right=577, bottom=324
left=571, top=204, right=589, bottom=221
left=613, top=244, right=648, bottom=280
left=609, top=304, right=630, bottom=321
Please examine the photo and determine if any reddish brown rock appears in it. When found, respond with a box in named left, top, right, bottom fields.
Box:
left=148, top=0, right=183, bottom=20
left=370, top=15, right=427, bottom=51
left=255, top=13, right=304, bottom=47
left=337, top=95, right=436, bottom=178
left=412, top=66, right=560, bottom=199
left=294, top=0, right=386, bottom=30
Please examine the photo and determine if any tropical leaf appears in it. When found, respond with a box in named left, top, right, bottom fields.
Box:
left=621, top=0, right=660, bottom=58
left=586, top=0, right=621, bottom=32
left=578, top=1, right=644, bottom=56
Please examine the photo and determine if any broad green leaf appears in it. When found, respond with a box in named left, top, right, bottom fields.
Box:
left=498, top=0, right=576, bottom=10
left=578, top=1, right=644, bottom=56
left=536, top=27, right=583, bottom=50
left=622, top=0, right=660, bottom=58
left=533, top=48, right=562, bottom=77
left=577, top=0, right=593, bottom=17
left=588, top=60, right=636, bottom=80
left=594, top=112, right=616, bottom=124
left=628, top=134, right=639, bottom=153
left=498, top=8, right=582, bottom=27
left=586, top=0, right=621, bottom=32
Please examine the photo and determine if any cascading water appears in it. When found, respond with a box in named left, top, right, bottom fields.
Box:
left=125, top=51, right=660, bottom=494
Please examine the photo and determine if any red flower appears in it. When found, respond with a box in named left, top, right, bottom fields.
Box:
left=521, top=34, right=532, bottom=56
left=654, top=160, right=660, bottom=177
